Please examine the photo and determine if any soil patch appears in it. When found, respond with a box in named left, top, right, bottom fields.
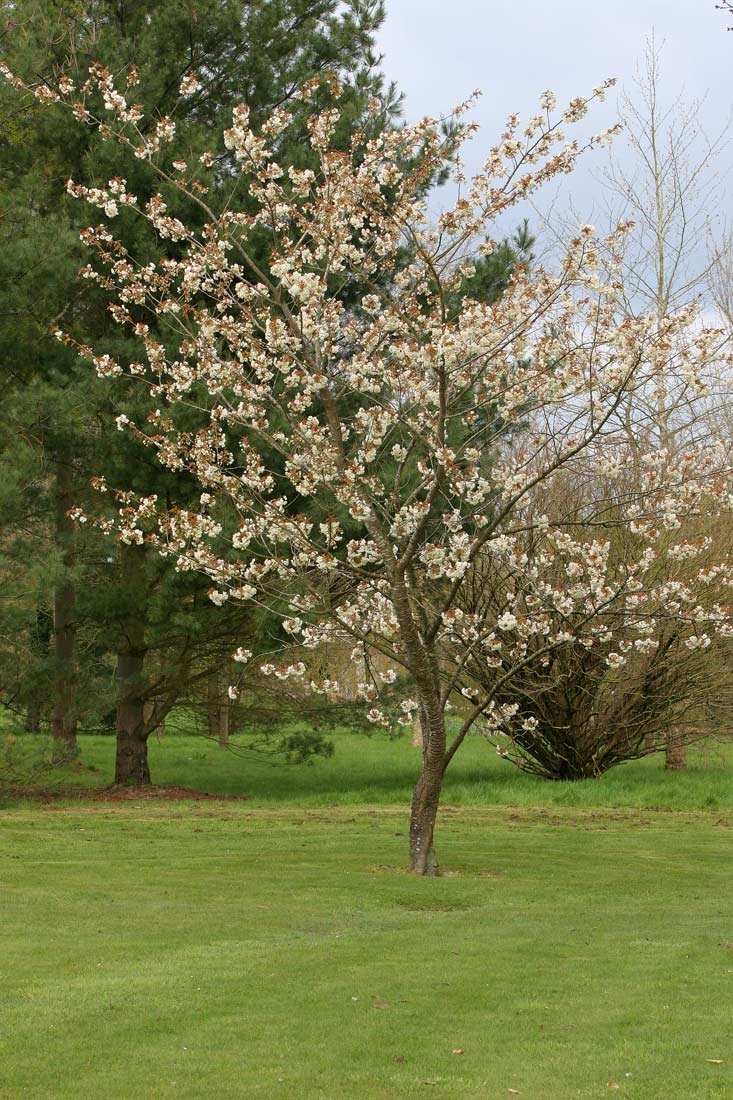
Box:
left=3, top=784, right=248, bottom=804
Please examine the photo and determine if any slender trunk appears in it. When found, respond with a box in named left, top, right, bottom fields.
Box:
left=208, top=670, right=230, bottom=746
left=50, top=457, right=78, bottom=761
left=51, top=581, right=77, bottom=759
left=408, top=709, right=446, bottom=876
left=219, top=691, right=230, bottom=746
left=207, top=672, right=219, bottom=740
left=387, top=573, right=446, bottom=875
left=408, top=766, right=442, bottom=875
left=114, top=543, right=150, bottom=785
left=26, top=607, right=52, bottom=732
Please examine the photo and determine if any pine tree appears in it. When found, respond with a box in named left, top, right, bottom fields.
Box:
left=0, top=0, right=400, bottom=779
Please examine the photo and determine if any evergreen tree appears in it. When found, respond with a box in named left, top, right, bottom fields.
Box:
left=0, top=0, right=400, bottom=779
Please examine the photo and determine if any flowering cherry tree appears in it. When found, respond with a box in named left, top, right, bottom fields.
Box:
left=6, top=62, right=732, bottom=873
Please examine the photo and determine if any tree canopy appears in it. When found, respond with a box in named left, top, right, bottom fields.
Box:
left=6, top=62, right=729, bottom=870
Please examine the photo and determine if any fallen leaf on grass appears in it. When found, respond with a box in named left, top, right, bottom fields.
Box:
left=607, top=1084, right=619, bottom=1090
left=451, top=1049, right=464, bottom=1056
left=507, top=1090, right=521, bottom=1095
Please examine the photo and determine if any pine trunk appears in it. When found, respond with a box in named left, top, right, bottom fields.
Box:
left=144, top=701, right=166, bottom=740
left=114, top=679, right=151, bottom=786
left=50, top=458, right=78, bottom=761
left=114, top=543, right=150, bottom=785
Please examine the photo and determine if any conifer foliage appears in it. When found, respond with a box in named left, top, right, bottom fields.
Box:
left=0, top=0, right=399, bottom=778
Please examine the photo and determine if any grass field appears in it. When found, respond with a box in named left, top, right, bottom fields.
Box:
left=3, top=727, right=733, bottom=811
left=1, top=732, right=732, bottom=1099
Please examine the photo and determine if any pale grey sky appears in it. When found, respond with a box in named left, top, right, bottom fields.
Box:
left=376, top=0, right=733, bottom=239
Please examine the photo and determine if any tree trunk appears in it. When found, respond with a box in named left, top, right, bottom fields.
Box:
left=408, top=763, right=443, bottom=875
left=26, top=607, right=52, bottom=733
left=408, top=709, right=446, bottom=875
left=50, top=457, right=78, bottom=761
left=665, top=732, right=687, bottom=771
left=114, top=710, right=151, bottom=786
left=386, top=574, right=447, bottom=875
left=144, top=701, right=166, bottom=739
left=412, top=712, right=423, bottom=748
left=114, top=543, right=150, bottom=785
left=208, top=670, right=230, bottom=746
left=218, top=693, right=230, bottom=746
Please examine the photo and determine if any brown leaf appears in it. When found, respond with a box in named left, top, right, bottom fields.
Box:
left=607, top=1084, right=620, bottom=1090
left=451, top=1048, right=464, bottom=1056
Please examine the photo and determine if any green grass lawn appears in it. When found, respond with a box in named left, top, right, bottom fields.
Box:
left=2, top=802, right=732, bottom=1100
left=3, top=726, right=731, bottom=811
left=1, top=733, right=732, bottom=1098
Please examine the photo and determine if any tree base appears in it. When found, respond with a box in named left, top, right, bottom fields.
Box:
left=408, top=848, right=440, bottom=876
left=114, top=734, right=151, bottom=786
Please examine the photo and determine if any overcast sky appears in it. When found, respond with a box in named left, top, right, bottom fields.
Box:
left=375, top=0, right=733, bottom=244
